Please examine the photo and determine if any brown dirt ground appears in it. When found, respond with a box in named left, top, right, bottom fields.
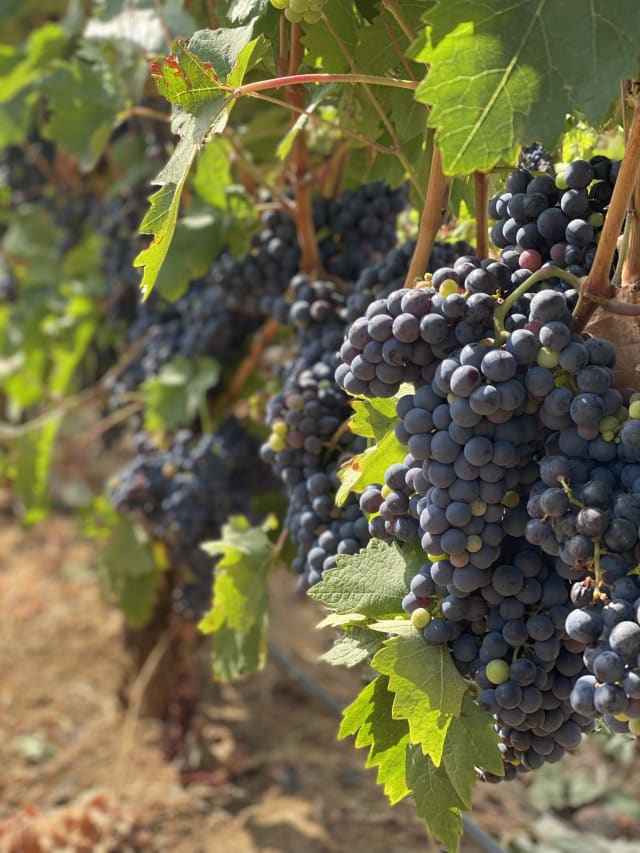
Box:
left=1, top=518, right=640, bottom=853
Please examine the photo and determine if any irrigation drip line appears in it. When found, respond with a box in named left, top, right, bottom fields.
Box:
left=268, top=642, right=508, bottom=853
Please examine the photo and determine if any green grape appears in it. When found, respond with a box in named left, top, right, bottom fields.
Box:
left=537, top=347, right=559, bottom=368
left=270, top=0, right=288, bottom=8
left=289, top=0, right=309, bottom=12
left=439, top=279, right=459, bottom=297
left=411, top=608, right=431, bottom=629
left=486, top=659, right=510, bottom=685
left=303, top=10, right=322, bottom=22
left=466, top=535, right=483, bottom=553
left=629, top=400, right=640, bottom=419
left=284, top=7, right=303, bottom=21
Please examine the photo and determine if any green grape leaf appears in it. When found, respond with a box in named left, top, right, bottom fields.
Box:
left=192, top=137, right=233, bottom=208
left=84, top=0, right=197, bottom=52
left=336, top=427, right=405, bottom=506
left=316, top=611, right=368, bottom=628
left=372, top=634, right=467, bottom=765
left=340, top=676, right=411, bottom=803
left=367, top=618, right=416, bottom=637
left=199, top=516, right=275, bottom=680
left=12, top=316, right=95, bottom=523
left=0, top=23, right=69, bottom=104
left=215, top=0, right=272, bottom=26
left=406, top=698, right=503, bottom=852
left=348, top=394, right=400, bottom=441
left=134, top=28, right=265, bottom=297
left=154, top=206, right=228, bottom=301
left=41, top=59, right=129, bottom=169
left=320, top=627, right=384, bottom=667
left=141, top=355, right=221, bottom=432
left=308, top=539, right=423, bottom=618
left=99, top=518, right=164, bottom=627
left=414, top=0, right=640, bottom=175
left=406, top=745, right=464, bottom=853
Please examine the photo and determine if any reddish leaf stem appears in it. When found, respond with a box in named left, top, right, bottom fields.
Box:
left=233, top=73, right=417, bottom=97
left=404, top=148, right=451, bottom=287
left=573, top=103, right=640, bottom=330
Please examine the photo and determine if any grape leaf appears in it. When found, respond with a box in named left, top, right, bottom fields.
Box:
left=336, top=426, right=405, bottom=506
left=141, top=355, right=220, bottom=432
left=348, top=394, right=398, bottom=441
left=154, top=206, right=228, bottom=301
left=84, top=0, right=197, bottom=52
left=372, top=634, right=467, bottom=764
left=308, top=539, right=423, bottom=618
left=414, top=0, right=640, bottom=175
left=135, top=27, right=265, bottom=297
left=99, top=518, right=164, bottom=627
left=406, top=698, right=503, bottom=852
left=41, top=59, right=128, bottom=169
left=340, top=676, right=411, bottom=803
left=199, top=516, right=275, bottom=680
left=406, top=745, right=464, bottom=853
left=302, top=0, right=358, bottom=73
left=320, top=627, right=384, bottom=667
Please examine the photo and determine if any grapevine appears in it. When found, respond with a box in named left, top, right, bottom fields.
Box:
left=3, top=3, right=640, bottom=852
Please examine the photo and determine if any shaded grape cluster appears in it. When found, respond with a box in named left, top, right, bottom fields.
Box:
left=109, top=420, right=278, bottom=621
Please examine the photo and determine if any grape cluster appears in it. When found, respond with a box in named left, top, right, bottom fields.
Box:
left=345, top=238, right=475, bottom=323
left=489, top=156, right=620, bottom=277
left=261, top=274, right=370, bottom=588
left=269, top=0, right=327, bottom=26
left=109, top=420, right=278, bottom=620
left=336, top=164, right=639, bottom=776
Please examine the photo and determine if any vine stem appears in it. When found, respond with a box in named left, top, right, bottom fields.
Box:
left=381, top=0, right=415, bottom=43
left=404, top=148, right=451, bottom=287
left=233, top=72, right=417, bottom=96
left=493, top=266, right=581, bottom=340
left=623, top=94, right=640, bottom=286
left=217, top=317, right=280, bottom=411
left=287, top=22, right=320, bottom=274
left=581, top=293, right=640, bottom=316
left=474, top=172, right=489, bottom=261
left=573, top=102, right=640, bottom=331
left=320, top=11, right=421, bottom=193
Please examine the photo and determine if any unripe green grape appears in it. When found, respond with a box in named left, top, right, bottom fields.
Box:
left=303, top=10, right=322, bottom=22
left=269, top=433, right=287, bottom=452
left=537, top=347, right=559, bottom=368
left=629, top=400, right=640, bottom=419
left=466, top=535, right=483, bottom=553
left=486, top=658, right=510, bottom=685
left=289, top=0, right=309, bottom=13
left=502, top=490, right=519, bottom=509
left=629, top=718, right=640, bottom=735
left=270, top=0, right=288, bottom=8
left=470, top=499, right=487, bottom=517
left=427, top=552, right=446, bottom=562
left=439, top=279, right=459, bottom=297
left=411, top=608, right=431, bottom=629
left=307, top=0, right=326, bottom=10
left=284, top=6, right=303, bottom=21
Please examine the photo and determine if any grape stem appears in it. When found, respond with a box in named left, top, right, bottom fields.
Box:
left=581, top=292, right=640, bottom=316
left=573, top=100, right=640, bottom=331
left=493, top=267, right=581, bottom=340
left=404, top=147, right=451, bottom=287
left=233, top=72, right=417, bottom=97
